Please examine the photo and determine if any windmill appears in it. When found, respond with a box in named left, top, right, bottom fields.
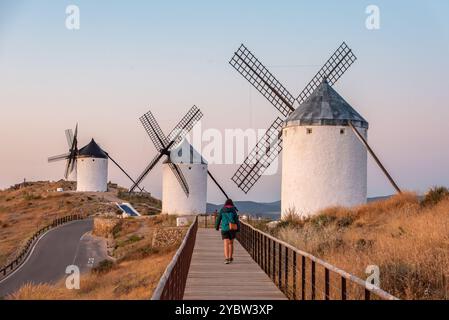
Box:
left=230, top=42, right=401, bottom=216
left=48, top=124, right=144, bottom=192
left=48, top=124, right=79, bottom=181
left=129, top=106, right=229, bottom=214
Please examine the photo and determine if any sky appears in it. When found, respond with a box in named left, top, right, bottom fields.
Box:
left=1, top=0, right=449, bottom=204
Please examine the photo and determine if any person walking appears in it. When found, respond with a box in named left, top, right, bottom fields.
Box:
left=215, top=199, right=240, bottom=264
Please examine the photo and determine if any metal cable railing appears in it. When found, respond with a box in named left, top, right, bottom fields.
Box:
left=151, top=216, right=198, bottom=300
left=237, top=220, right=398, bottom=300
left=0, top=214, right=86, bottom=279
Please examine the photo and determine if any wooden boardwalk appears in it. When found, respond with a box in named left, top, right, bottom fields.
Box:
left=183, top=228, right=286, bottom=300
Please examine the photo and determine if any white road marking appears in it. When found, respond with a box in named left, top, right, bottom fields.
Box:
left=0, top=220, right=82, bottom=284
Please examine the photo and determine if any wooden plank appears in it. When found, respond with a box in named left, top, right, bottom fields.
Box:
left=183, top=228, right=286, bottom=300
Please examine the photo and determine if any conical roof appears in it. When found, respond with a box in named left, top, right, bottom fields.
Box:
left=78, top=139, right=108, bottom=159
left=164, top=140, right=207, bottom=165
left=284, top=80, right=369, bottom=129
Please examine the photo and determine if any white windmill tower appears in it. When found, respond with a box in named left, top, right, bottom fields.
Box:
left=50, top=125, right=146, bottom=193
left=76, top=138, right=146, bottom=193
left=129, top=106, right=229, bottom=216
left=229, top=42, right=401, bottom=218
left=48, top=124, right=79, bottom=182
left=76, top=139, right=109, bottom=192
left=162, top=140, right=208, bottom=215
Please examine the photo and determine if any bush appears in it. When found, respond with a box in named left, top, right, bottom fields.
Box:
left=310, top=213, right=336, bottom=229
left=421, top=186, right=449, bottom=207
left=92, top=259, right=114, bottom=274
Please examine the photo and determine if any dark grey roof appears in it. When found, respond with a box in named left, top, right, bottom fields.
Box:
left=163, top=141, right=207, bottom=165
left=78, top=139, right=108, bottom=159
left=284, top=80, right=369, bottom=129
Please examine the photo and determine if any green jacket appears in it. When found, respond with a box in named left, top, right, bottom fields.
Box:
left=215, top=206, right=240, bottom=232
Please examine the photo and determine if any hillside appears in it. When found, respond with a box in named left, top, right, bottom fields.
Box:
left=250, top=188, right=449, bottom=300
left=0, top=181, right=161, bottom=267
left=8, top=215, right=184, bottom=300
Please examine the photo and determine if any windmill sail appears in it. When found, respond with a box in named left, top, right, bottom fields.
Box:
left=230, top=44, right=295, bottom=117
left=129, top=106, right=203, bottom=193
left=230, top=42, right=357, bottom=193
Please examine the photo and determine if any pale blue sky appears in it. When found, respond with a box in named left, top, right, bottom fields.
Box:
left=1, top=1, right=449, bottom=203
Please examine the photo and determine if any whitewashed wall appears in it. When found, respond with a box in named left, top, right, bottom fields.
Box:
left=281, top=125, right=367, bottom=218
left=162, top=163, right=207, bottom=215
left=76, top=157, right=108, bottom=192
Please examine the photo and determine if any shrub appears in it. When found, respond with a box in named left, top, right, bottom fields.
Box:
left=337, top=216, right=354, bottom=228
left=421, top=186, right=449, bottom=207
left=310, top=213, right=336, bottom=229
left=92, top=259, right=114, bottom=274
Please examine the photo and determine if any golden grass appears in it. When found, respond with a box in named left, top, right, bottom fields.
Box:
left=7, top=212, right=182, bottom=300
left=260, top=192, right=449, bottom=300
left=8, top=251, right=175, bottom=300
left=0, top=181, right=162, bottom=267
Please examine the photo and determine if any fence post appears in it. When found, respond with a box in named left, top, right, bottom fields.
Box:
left=301, top=256, right=306, bottom=300
left=325, top=268, right=330, bottom=300
left=292, top=251, right=297, bottom=300
left=278, top=242, right=282, bottom=290
left=311, top=260, right=316, bottom=300
left=284, top=247, right=289, bottom=297
left=341, top=277, right=347, bottom=300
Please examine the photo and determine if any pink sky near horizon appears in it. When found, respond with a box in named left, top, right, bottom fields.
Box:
left=1, top=1, right=449, bottom=203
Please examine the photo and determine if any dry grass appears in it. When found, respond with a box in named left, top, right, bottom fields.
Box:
left=7, top=213, right=183, bottom=300
left=257, top=191, right=449, bottom=300
left=0, top=181, right=116, bottom=266
left=8, top=251, right=175, bottom=300
left=0, top=181, right=162, bottom=267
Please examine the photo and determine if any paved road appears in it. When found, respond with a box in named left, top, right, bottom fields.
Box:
left=0, top=219, right=107, bottom=298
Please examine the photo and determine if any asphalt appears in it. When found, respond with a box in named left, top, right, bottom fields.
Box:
left=0, top=219, right=108, bottom=298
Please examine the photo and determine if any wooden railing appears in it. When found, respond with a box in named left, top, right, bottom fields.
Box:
left=237, top=220, right=398, bottom=300
left=0, top=213, right=86, bottom=279
left=151, top=216, right=198, bottom=300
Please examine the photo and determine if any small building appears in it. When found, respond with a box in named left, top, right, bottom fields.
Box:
left=76, top=139, right=109, bottom=192
left=162, top=141, right=208, bottom=216
left=281, top=79, right=369, bottom=218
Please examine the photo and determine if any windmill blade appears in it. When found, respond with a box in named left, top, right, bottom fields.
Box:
left=48, top=152, right=70, bottom=163
left=65, top=129, right=74, bottom=147
left=168, top=163, right=189, bottom=197
left=140, top=110, right=169, bottom=152
left=349, top=122, right=402, bottom=194
left=297, top=42, right=357, bottom=104
left=72, top=124, right=78, bottom=151
left=106, top=153, right=144, bottom=192
left=207, top=170, right=229, bottom=199
left=231, top=117, right=284, bottom=194
left=166, top=105, right=203, bottom=151
left=129, top=153, right=165, bottom=192
left=230, top=44, right=296, bottom=117
left=64, top=158, right=73, bottom=180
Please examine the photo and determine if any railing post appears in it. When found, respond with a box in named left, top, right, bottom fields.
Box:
left=272, top=239, right=276, bottom=283
left=341, top=277, right=347, bottom=300
left=278, top=242, right=282, bottom=290
left=285, top=247, right=289, bottom=297
left=292, top=251, right=297, bottom=300
left=325, top=268, right=330, bottom=300
left=365, top=288, right=371, bottom=300
left=311, top=260, right=316, bottom=300
left=301, top=256, right=306, bottom=300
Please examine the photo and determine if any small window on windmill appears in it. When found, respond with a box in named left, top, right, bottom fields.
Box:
left=306, top=128, right=312, bottom=135
left=340, top=128, right=345, bottom=135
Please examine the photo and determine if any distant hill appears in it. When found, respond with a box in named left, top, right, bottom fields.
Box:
left=207, top=196, right=394, bottom=219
